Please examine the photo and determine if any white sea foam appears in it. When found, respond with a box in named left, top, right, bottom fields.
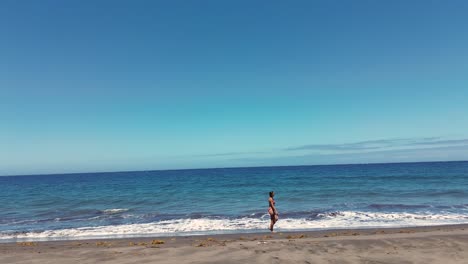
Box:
left=2, top=211, right=467, bottom=242
left=102, top=208, right=129, bottom=214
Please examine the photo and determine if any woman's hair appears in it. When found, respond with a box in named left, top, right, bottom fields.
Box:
left=269, top=191, right=274, bottom=197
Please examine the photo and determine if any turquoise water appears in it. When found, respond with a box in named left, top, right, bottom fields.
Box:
left=1, top=161, right=468, bottom=241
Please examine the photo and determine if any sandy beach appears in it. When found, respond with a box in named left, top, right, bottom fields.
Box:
left=1, top=224, right=467, bottom=264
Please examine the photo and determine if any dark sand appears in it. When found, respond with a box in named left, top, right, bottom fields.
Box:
left=1, top=224, right=468, bottom=263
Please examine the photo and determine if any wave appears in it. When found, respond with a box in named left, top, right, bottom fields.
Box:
left=367, top=204, right=432, bottom=210
left=102, top=209, right=129, bottom=214
left=0, top=208, right=132, bottom=228
left=2, top=211, right=468, bottom=242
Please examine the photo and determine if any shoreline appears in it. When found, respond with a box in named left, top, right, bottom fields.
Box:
left=0, top=224, right=468, bottom=264
left=0, top=224, right=468, bottom=247
left=2, top=223, right=468, bottom=244
left=2, top=224, right=468, bottom=263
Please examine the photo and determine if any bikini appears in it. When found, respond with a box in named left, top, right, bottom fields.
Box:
left=268, top=198, right=275, bottom=215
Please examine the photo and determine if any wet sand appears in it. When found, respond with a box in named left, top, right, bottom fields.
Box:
left=1, top=224, right=468, bottom=263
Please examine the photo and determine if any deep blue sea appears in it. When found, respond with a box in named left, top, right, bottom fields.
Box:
left=1, top=161, right=468, bottom=242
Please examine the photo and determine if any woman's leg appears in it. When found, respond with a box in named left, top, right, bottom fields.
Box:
left=270, top=215, right=275, bottom=231
left=270, top=216, right=278, bottom=232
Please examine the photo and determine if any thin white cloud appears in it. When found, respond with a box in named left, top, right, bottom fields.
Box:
left=230, top=145, right=468, bottom=166
left=283, top=137, right=468, bottom=152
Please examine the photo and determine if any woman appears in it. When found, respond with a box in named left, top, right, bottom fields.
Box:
left=268, top=191, right=278, bottom=232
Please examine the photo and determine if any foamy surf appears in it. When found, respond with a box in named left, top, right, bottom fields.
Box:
left=2, top=211, right=467, bottom=242
left=102, top=209, right=130, bottom=214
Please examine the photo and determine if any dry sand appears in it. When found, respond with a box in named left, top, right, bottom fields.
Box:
left=1, top=225, right=467, bottom=264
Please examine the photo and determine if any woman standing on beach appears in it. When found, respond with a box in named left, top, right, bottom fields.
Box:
left=268, top=191, right=278, bottom=232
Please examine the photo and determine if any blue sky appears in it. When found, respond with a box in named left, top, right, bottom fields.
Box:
left=1, top=1, right=468, bottom=175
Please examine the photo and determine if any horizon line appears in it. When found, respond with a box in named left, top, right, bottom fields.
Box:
left=2, top=159, right=467, bottom=178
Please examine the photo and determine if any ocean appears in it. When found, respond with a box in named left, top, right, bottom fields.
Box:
left=1, top=161, right=468, bottom=242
